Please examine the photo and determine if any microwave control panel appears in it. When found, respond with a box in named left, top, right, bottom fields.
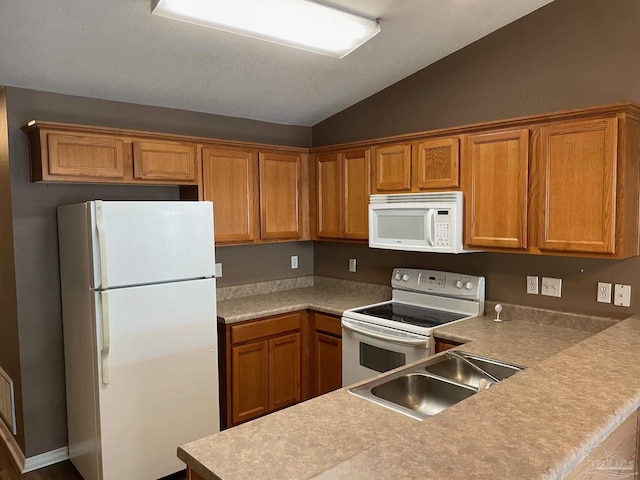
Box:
left=434, top=210, right=451, bottom=247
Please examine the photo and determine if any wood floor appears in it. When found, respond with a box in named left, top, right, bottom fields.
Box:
left=0, top=439, right=187, bottom=480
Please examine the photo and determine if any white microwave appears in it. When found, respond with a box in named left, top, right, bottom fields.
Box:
left=369, top=192, right=471, bottom=253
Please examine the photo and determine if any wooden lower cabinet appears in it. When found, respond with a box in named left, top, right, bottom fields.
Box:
left=434, top=337, right=464, bottom=353
left=186, top=467, right=206, bottom=480
left=220, top=310, right=342, bottom=428
left=311, top=312, right=342, bottom=397
left=222, top=311, right=303, bottom=428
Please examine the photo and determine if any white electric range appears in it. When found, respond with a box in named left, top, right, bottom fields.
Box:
left=341, top=268, right=485, bottom=386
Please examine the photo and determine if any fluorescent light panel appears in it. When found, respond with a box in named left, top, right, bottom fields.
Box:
left=151, top=0, right=380, bottom=58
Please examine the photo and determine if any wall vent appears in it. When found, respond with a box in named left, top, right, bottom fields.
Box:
left=0, top=367, right=17, bottom=435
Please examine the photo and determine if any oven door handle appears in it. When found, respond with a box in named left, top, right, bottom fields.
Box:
left=341, top=318, right=428, bottom=346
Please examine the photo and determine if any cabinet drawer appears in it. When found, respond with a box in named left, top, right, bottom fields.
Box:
left=231, top=312, right=301, bottom=344
left=314, top=313, right=342, bottom=337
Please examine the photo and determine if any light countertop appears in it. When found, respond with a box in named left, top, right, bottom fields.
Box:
left=179, top=312, right=639, bottom=479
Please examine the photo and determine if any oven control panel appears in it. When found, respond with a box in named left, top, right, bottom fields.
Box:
left=391, top=268, right=485, bottom=299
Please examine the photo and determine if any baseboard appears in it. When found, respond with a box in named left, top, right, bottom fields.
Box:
left=0, top=417, right=25, bottom=472
left=23, top=446, right=69, bottom=473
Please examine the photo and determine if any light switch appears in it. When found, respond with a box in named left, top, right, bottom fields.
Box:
left=215, top=263, right=223, bottom=277
left=541, top=277, right=562, bottom=298
left=349, top=258, right=357, bottom=273
left=614, top=284, right=631, bottom=307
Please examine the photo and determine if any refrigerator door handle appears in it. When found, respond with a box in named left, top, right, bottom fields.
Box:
left=101, top=290, right=111, bottom=385
left=95, top=200, right=109, bottom=289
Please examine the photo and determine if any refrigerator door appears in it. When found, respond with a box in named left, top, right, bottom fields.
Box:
left=95, top=278, right=219, bottom=480
left=89, top=201, right=215, bottom=289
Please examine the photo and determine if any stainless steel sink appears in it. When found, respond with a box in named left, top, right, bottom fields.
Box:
left=348, top=351, right=524, bottom=420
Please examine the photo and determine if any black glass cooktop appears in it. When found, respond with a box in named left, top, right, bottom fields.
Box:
left=353, top=303, right=467, bottom=328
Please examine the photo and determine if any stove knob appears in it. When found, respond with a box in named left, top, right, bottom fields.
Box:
left=464, top=281, right=474, bottom=290
left=455, top=280, right=463, bottom=289
left=402, top=274, right=410, bottom=282
left=394, top=272, right=402, bottom=281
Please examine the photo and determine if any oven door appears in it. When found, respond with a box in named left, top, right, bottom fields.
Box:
left=341, top=317, right=432, bottom=387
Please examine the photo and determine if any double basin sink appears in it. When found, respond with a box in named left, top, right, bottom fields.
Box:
left=349, top=351, right=524, bottom=420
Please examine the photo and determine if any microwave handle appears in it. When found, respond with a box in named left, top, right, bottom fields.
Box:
left=426, top=209, right=436, bottom=247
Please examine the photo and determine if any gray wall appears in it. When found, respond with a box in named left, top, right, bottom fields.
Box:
left=313, top=0, right=640, bottom=145
left=4, top=87, right=311, bottom=457
left=312, top=0, right=640, bottom=319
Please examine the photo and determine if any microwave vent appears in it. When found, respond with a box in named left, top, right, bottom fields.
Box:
left=370, top=192, right=463, bottom=204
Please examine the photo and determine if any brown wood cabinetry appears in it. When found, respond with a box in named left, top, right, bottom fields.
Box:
left=22, top=122, right=200, bottom=185
left=372, top=137, right=459, bottom=194
left=462, top=113, right=640, bottom=258
left=201, top=147, right=258, bottom=243
left=315, top=148, right=370, bottom=240
left=463, top=128, right=529, bottom=250
left=434, top=337, right=464, bottom=353
left=538, top=118, right=617, bottom=254
left=132, top=140, right=197, bottom=182
left=259, top=152, right=304, bottom=240
left=310, top=312, right=342, bottom=397
left=221, top=312, right=303, bottom=428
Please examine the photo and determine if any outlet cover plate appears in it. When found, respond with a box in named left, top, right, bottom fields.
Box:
left=526, top=276, right=539, bottom=295
left=541, top=277, right=562, bottom=298
left=614, top=284, right=631, bottom=307
left=348, top=258, right=357, bottom=273
left=291, top=256, right=298, bottom=269
left=597, top=282, right=612, bottom=303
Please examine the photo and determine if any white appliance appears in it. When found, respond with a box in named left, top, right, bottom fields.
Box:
left=57, top=200, right=219, bottom=480
left=368, top=191, right=471, bottom=253
left=342, top=268, right=485, bottom=386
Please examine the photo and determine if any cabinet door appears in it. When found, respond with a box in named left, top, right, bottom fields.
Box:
left=259, top=152, right=302, bottom=240
left=47, top=133, right=126, bottom=179
left=413, top=137, right=459, bottom=190
left=464, top=129, right=529, bottom=249
left=314, top=333, right=342, bottom=396
left=316, top=153, right=342, bottom=238
left=231, top=341, right=269, bottom=425
left=268, top=333, right=301, bottom=412
left=132, top=141, right=197, bottom=183
left=343, top=149, right=371, bottom=239
left=538, top=118, right=617, bottom=254
left=372, top=144, right=412, bottom=193
left=202, top=147, right=258, bottom=243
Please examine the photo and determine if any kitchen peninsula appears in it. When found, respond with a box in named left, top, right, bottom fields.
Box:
left=179, top=312, right=640, bottom=480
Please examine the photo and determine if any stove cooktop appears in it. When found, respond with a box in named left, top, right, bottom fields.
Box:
left=352, top=302, right=468, bottom=329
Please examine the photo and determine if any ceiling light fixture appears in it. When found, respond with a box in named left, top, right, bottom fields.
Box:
left=151, top=0, right=380, bottom=58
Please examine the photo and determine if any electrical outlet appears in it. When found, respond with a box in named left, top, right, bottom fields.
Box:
left=291, top=255, right=298, bottom=269
left=214, top=263, right=223, bottom=278
left=597, top=282, right=612, bottom=303
left=614, top=284, right=631, bottom=307
left=526, top=276, right=539, bottom=295
left=541, top=277, right=562, bottom=298
left=348, top=258, right=357, bottom=272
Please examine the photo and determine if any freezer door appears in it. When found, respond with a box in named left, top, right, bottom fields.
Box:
left=95, top=278, right=219, bottom=480
left=90, top=201, right=215, bottom=289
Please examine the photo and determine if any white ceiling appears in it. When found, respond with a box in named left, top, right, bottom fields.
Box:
left=0, top=0, right=554, bottom=126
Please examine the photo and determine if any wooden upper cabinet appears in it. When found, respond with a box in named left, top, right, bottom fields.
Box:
left=372, top=143, right=412, bottom=193
left=202, top=147, right=258, bottom=244
left=46, top=132, right=127, bottom=180
left=259, top=152, right=303, bottom=240
left=343, top=149, right=371, bottom=239
left=412, top=137, right=460, bottom=189
left=464, top=129, right=530, bottom=249
left=538, top=118, right=617, bottom=254
left=132, top=141, right=198, bottom=183
left=316, top=153, right=342, bottom=238
left=315, top=149, right=370, bottom=240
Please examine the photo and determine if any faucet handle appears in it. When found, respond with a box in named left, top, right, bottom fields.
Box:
left=494, top=304, right=503, bottom=323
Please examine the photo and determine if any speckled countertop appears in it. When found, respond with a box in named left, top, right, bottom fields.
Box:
left=179, top=313, right=640, bottom=480
left=217, top=277, right=391, bottom=323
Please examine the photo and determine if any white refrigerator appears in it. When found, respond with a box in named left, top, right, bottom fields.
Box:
left=57, top=200, right=219, bottom=480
